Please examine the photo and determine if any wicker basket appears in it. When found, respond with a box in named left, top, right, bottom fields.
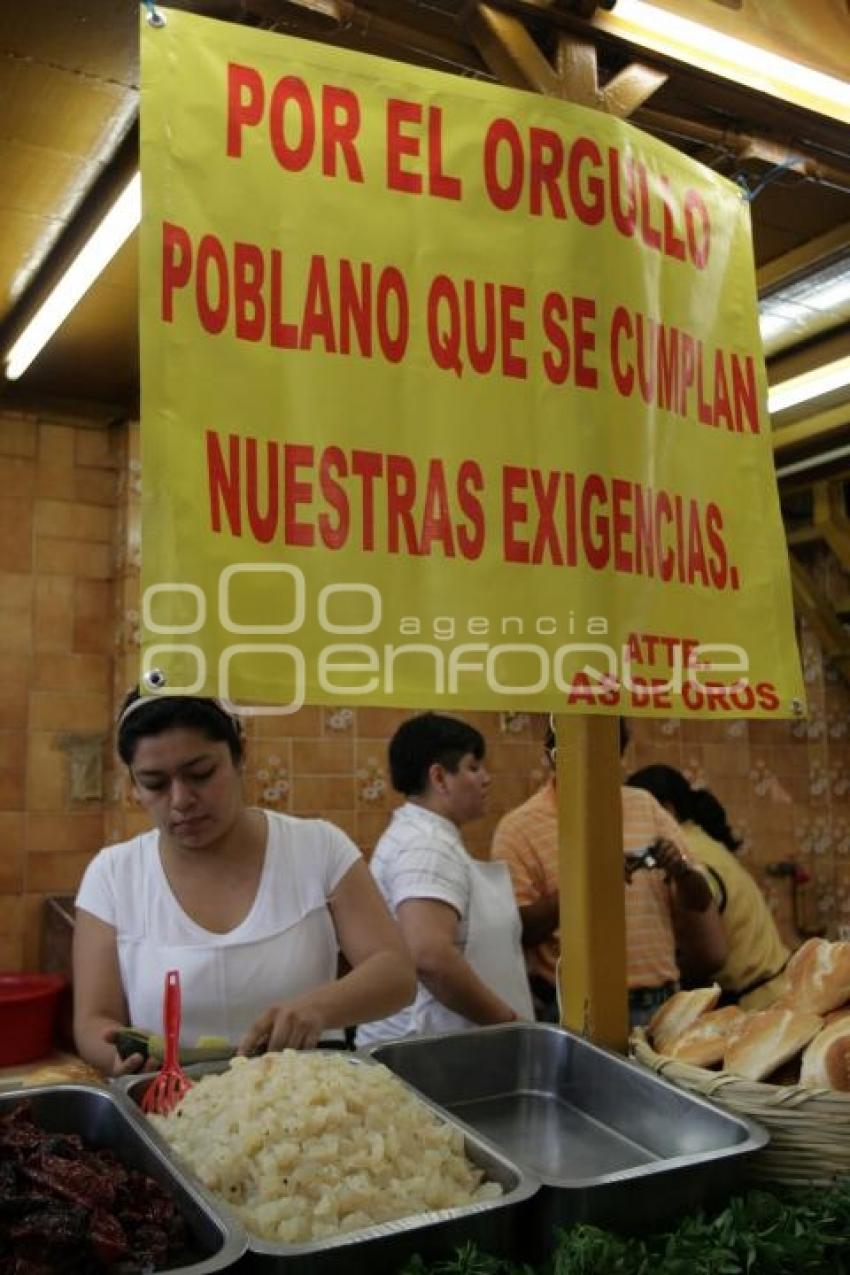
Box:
left=632, top=1028, right=850, bottom=1187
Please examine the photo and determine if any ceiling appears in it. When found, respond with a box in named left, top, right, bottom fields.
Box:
left=0, top=0, right=848, bottom=458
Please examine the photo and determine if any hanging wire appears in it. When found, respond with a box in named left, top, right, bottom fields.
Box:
left=735, top=158, right=801, bottom=202
left=142, top=0, right=167, bottom=28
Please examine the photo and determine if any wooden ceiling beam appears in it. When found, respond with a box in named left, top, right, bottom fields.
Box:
left=758, top=222, right=850, bottom=295
left=773, top=403, right=850, bottom=456
left=599, top=60, right=667, bottom=118
left=469, top=6, right=666, bottom=113
left=786, top=525, right=820, bottom=548
left=552, top=35, right=667, bottom=115
left=553, top=34, right=598, bottom=105
left=769, top=325, right=850, bottom=384
left=468, top=4, right=562, bottom=94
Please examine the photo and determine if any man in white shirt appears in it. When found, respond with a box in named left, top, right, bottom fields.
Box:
left=357, top=713, right=533, bottom=1045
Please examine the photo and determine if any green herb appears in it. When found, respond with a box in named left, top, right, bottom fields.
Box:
left=398, top=1243, right=512, bottom=1275
left=396, top=1181, right=850, bottom=1275
left=550, top=1223, right=641, bottom=1274
left=430, top=1242, right=508, bottom=1274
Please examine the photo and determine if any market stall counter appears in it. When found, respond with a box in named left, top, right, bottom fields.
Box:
left=0, top=1032, right=770, bottom=1272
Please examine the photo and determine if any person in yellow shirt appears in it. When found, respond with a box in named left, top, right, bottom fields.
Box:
left=625, top=765, right=790, bottom=1010
left=492, top=726, right=727, bottom=1027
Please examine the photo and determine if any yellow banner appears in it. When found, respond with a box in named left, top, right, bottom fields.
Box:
left=139, top=8, right=804, bottom=719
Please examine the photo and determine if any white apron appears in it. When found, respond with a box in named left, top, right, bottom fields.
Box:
left=410, top=858, right=534, bottom=1036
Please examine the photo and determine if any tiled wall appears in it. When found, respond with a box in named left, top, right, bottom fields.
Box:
left=1, top=413, right=846, bottom=971
left=0, top=411, right=119, bottom=970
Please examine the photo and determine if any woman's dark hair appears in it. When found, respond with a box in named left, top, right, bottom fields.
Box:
left=117, top=689, right=244, bottom=766
left=689, top=787, right=743, bottom=853
left=626, top=764, right=742, bottom=853
left=389, top=712, right=485, bottom=796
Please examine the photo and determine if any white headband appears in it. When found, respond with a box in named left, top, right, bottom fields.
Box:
left=117, top=695, right=239, bottom=730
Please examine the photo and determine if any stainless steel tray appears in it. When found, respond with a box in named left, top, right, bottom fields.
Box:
left=366, top=1023, right=769, bottom=1242
left=0, top=1083, right=247, bottom=1273
left=123, top=1055, right=538, bottom=1274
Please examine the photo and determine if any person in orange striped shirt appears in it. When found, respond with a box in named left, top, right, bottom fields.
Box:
left=491, top=724, right=727, bottom=1027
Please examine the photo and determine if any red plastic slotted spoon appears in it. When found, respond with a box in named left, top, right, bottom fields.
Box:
left=141, top=969, right=193, bottom=1116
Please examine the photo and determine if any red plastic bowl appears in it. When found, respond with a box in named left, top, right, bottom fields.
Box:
left=0, top=974, right=67, bottom=1067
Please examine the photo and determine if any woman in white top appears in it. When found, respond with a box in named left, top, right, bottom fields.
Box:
left=357, top=713, right=533, bottom=1046
left=73, top=690, right=415, bottom=1076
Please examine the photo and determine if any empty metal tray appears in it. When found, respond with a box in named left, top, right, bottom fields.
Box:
left=0, top=1083, right=246, bottom=1273
left=123, top=1055, right=539, bottom=1274
left=366, top=1023, right=768, bottom=1243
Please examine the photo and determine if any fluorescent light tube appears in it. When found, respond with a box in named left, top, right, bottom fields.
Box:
left=759, top=257, right=850, bottom=356
left=768, top=355, right=850, bottom=415
left=594, top=1, right=850, bottom=123
left=4, top=172, right=141, bottom=381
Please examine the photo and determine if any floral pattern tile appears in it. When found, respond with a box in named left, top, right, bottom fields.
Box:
left=251, top=754, right=291, bottom=811
left=356, top=757, right=388, bottom=806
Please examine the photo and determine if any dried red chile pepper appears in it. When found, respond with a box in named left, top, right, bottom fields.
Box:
left=0, top=1102, right=201, bottom=1272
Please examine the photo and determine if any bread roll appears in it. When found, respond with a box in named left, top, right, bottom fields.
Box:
left=724, top=1007, right=823, bottom=1081
left=648, top=985, right=721, bottom=1053
left=800, top=1017, right=850, bottom=1089
left=663, top=1006, right=748, bottom=1067
left=783, top=938, right=850, bottom=1015
left=825, top=1036, right=850, bottom=1091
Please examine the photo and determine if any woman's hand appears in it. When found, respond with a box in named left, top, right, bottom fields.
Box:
left=653, top=840, right=713, bottom=911
left=237, top=999, right=327, bottom=1056
left=101, top=1027, right=159, bottom=1077
left=645, top=838, right=687, bottom=880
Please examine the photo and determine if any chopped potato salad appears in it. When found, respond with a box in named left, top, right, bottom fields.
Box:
left=150, top=1051, right=501, bottom=1242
